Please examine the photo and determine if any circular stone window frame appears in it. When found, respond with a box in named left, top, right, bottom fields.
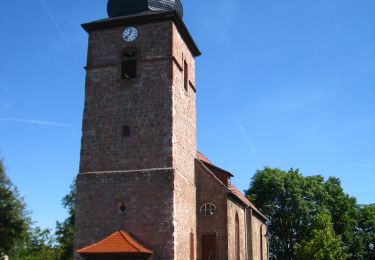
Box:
left=200, top=203, right=217, bottom=216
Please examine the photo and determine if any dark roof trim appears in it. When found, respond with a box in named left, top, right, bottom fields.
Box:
left=196, top=158, right=230, bottom=190
left=201, top=160, right=234, bottom=177
left=81, top=11, right=201, bottom=57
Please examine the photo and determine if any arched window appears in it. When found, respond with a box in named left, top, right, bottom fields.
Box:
left=235, top=212, right=240, bottom=260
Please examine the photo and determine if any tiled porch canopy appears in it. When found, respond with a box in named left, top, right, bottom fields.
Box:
left=78, top=230, right=153, bottom=258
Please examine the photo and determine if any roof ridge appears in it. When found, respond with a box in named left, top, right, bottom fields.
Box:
left=196, top=151, right=211, bottom=163
left=119, top=231, right=140, bottom=252
left=78, top=230, right=153, bottom=255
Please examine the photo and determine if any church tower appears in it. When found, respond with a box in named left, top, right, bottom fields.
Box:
left=74, top=0, right=201, bottom=259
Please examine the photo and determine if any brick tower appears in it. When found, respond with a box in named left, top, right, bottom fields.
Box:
left=74, top=1, right=201, bottom=259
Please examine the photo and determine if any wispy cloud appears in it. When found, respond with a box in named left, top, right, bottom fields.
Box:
left=39, top=0, right=78, bottom=62
left=0, top=118, right=75, bottom=128
left=0, top=100, right=12, bottom=110
left=239, top=124, right=256, bottom=154
left=347, top=162, right=375, bottom=169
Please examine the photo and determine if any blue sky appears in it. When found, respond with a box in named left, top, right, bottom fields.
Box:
left=0, top=0, right=374, bottom=229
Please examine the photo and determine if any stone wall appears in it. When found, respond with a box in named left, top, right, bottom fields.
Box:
left=250, top=213, right=268, bottom=260
left=227, top=198, right=247, bottom=260
left=76, top=15, right=199, bottom=260
left=74, top=169, right=175, bottom=260
left=196, top=161, right=229, bottom=260
left=171, top=23, right=197, bottom=260
left=79, top=21, right=174, bottom=173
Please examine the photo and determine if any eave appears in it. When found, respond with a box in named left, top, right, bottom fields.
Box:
left=81, top=11, right=201, bottom=57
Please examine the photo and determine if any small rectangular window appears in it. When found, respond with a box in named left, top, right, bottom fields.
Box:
left=121, top=49, right=137, bottom=80
left=122, top=125, right=130, bottom=137
left=184, top=60, right=188, bottom=92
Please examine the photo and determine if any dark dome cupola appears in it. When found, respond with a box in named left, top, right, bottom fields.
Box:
left=107, top=0, right=183, bottom=18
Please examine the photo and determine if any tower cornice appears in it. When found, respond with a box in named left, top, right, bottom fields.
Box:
left=82, top=11, right=201, bottom=57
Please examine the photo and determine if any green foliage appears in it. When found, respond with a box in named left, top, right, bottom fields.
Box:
left=15, top=227, right=59, bottom=260
left=0, top=157, right=77, bottom=260
left=357, top=204, right=375, bottom=259
left=322, top=177, right=358, bottom=257
left=55, top=179, right=76, bottom=260
left=15, top=179, right=77, bottom=260
left=246, top=168, right=324, bottom=259
left=295, top=212, right=349, bottom=260
left=246, top=167, right=372, bottom=260
left=0, top=158, right=30, bottom=257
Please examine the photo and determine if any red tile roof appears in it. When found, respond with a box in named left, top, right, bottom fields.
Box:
left=78, top=230, right=153, bottom=256
left=230, top=184, right=268, bottom=221
left=230, top=184, right=268, bottom=220
left=230, top=184, right=251, bottom=205
left=196, top=151, right=211, bottom=164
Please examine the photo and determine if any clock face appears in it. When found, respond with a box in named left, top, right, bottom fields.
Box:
left=123, top=27, right=138, bottom=42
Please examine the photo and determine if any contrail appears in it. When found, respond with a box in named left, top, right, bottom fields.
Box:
left=239, top=124, right=256, bottom=155
left=39, top=0, right=79, bottom=62
left=0, top=118, right=75, bottom=128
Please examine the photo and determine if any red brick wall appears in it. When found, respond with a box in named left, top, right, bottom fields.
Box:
left=75, top=15, right=198, bottom=260
left=250, top=212, right=268, bottom=260
left=196, top=161, right=229, bottom=259
left=74, top=170, right=175, bottom=260
left=171, top=23, right=197, bottom=260
left=204, top=164, right=230, bottom=186
left=227, top=198, right=247, bottom=260
left=79, top=21, right=174, bottom=173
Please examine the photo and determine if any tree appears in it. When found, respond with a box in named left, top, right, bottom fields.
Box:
left=357, top=204, right=375, bottom=259
left=55, top=179, right=76, bottom=260
left=322, top=177, right=358, bottom=258
left=245, top=167, right=362, bottom=259
left=246, top=168, right=323, bottom=259
left=0, top=157, right=30, bottom=257
left=294, top=212, right=349, bottom=260
left=0, top=157, right=78, bottom=260
left=16, top=227, right=59, bottom=260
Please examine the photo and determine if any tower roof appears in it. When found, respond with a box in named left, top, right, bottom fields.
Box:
left=77, top=230, right=153, bottom=256
left=107, top=0, right=183, bottom=18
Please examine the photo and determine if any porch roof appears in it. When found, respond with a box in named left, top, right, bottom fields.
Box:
left=78, top=230, right=153, bottom=256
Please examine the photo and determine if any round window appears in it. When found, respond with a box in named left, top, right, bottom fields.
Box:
left=200, top=203, right=216, bottom=216
left=118, top=204, right=127, bottom=213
